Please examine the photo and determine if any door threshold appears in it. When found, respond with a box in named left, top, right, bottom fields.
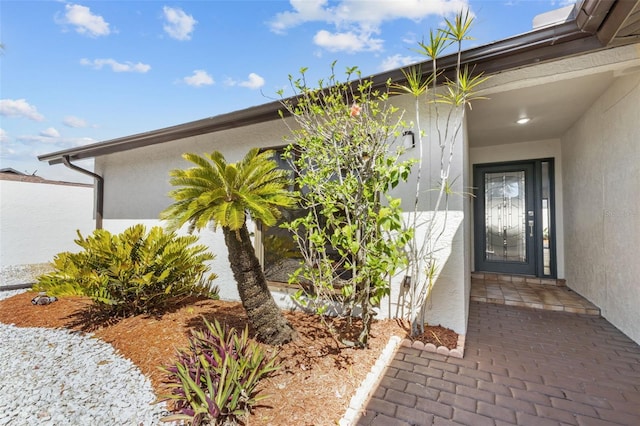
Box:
left=471, top=272, right=565, bottom=287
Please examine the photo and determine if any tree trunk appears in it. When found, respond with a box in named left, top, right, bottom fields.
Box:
left=223, top=225, right=297, bottom=345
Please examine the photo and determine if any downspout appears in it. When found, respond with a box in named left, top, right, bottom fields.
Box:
left=61, top=155, right=103, bottom=230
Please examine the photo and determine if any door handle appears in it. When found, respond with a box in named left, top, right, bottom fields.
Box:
left=528, top=220, right=534, bottom=237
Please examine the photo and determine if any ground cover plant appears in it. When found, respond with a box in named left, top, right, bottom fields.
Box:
left=160, top=318, right=280, bottom=425
left=33, top=224, right=218, bottom=318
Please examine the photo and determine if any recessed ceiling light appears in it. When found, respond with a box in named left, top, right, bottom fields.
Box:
left=516, top=117, right=530, bottom=125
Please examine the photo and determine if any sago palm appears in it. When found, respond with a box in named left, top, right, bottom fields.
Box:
left=161, top=148, right=297, bottom=345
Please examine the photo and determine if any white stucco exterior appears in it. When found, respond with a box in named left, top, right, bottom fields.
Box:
left=97, top=119, right=291, bottom=302
left=95, top=93, right=471, bottom=335
left=561, top=71, right=640, bottom=343
left=76, top=41, right=640, bottom=344
left=0, top=179, right=94, bottom=269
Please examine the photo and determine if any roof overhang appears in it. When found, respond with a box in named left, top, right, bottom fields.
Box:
left=39, top=0, right=640, bottom=166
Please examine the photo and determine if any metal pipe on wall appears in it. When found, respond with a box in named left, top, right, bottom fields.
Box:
left=61, top=155, right=103, bottom=230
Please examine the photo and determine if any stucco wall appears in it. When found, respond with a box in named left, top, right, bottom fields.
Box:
left=561, top=71, right=640, bottom=343
left=388, top=96, right=469, bottom=334
left=469, top=138, right=565, bottom=278
left=0, top=180, right=94, bottom=269
left=97, top=119, right=290, bottom=302
left=95, top=93, right=470, bottom=335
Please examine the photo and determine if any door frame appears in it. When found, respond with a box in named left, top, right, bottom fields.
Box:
left=473, top=158, right=557, bottom=278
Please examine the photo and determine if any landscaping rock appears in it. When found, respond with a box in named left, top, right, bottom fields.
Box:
left=0, top=319, right=169, bottom=425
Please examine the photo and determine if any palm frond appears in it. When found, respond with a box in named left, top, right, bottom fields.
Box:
left=162, top=148, right=295, bottom=232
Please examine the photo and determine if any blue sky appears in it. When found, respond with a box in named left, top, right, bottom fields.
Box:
left=1, top=0, right=574, bottom=182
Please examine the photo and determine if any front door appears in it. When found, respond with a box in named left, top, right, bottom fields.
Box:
left=474, top=162, right=537, bottom=276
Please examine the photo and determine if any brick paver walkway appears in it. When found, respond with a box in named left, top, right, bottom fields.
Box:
left=357, top=302, right=640, bottom=425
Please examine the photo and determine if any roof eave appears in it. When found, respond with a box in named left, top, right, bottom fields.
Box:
left=38, top=99, right=286, bottom=165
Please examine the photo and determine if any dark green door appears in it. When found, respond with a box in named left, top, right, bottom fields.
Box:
left=474, top=162, right=536, bottom=276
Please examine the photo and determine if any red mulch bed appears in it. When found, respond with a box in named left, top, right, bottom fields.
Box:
left=0, top=291, right=457, bottom=425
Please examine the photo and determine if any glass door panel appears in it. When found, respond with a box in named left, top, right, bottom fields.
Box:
left=484, top=171, right=527, bottom=263
left=475, top=163, right=536, bottom=276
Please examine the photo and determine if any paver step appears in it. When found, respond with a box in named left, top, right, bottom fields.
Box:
left=470, top=276, right=600, bottom=316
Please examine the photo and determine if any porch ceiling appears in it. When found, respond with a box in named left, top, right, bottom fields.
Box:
left=468, top=0, right=640, bottom=148
left=467, top=71, right=615, bottom=147
left=467, top=45, right=640, bottom=148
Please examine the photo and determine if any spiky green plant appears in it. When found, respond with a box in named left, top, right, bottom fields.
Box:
left=159, top=318, right=280, bottom=425
left=34, top=224, right=218, bottom=317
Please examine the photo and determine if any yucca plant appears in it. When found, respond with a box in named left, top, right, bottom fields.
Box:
left=159, top=318, right=280, bottom=425
left=34, top=224, right=218, bottom=317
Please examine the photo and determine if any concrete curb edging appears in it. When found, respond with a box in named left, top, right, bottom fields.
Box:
left=400, top=333, right=466, bottom=358
left=0, top=282, right=34, bottom=291
left=338, top=335, right=403, bottom=426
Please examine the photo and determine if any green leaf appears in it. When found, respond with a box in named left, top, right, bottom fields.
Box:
left=35, top=225, right=219, bottom=317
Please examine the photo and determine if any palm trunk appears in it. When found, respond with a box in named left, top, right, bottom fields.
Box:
left=223, top=225, right=297, bottom=345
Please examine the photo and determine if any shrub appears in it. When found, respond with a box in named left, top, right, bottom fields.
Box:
left=34, top=224, right=218, bottom=317
left=159, top=318, right=280, bottom=425
left=279, top=65, right=413, bottom=347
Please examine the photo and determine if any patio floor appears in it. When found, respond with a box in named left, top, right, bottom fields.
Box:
left=357, top=301, right=640, bottom=425
left=470, top=274, right=600, bottom=316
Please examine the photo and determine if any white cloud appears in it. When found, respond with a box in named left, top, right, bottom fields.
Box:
left=269, top=0, right=471, bottom=53
left=80, top=58, right=151, bottom=73
left=314, top=30, right=383, bottom=53
left=225, top=73, right=266, bottom=90
left=163, top=6, right=197, bottom=41
left=63, top=115, right=88, bottom=128
left=60, top=4, right=111, bottom=37
left=379, top=54, right=420, bottom=71
left=0, top=99, right=45, bottom=121
left=17, top=134, right=96, bottom=147
left=269, top=0, right=332, bottom=34
left=556, top=0, right=578, bottom=6
left=0, top=128, right=8, bottom=143
left=183, top=70, right=214, bottom=87
left=239, top=73, right=265, bottom=89
left=40, top=127, right=61, bottom=138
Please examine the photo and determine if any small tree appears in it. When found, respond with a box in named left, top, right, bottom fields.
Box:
left=394, top=10, right=488, bottom=334
left=278, top=65, right=414, bottom=347
left=161, top=148, right=298, bottom=345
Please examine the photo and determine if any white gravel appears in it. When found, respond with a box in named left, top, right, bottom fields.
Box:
left=0, top=289, right=28, bottom=301
left=0, top=290, right=171, bottom=425
left=0, top=264, right=52, bottom=288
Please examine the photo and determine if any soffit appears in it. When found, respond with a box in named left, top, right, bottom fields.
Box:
left=467, top=43, right=640, bottom=147
left=467, top=72, right=615, bottom=147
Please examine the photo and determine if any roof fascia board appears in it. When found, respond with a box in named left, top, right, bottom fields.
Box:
left=38, top=99, right=285, bottom=164
left=577, top=0, right=615, bottom=32
left=596, top=0, right=640, bottom=44
left=365, top=20, right=589, bottom=92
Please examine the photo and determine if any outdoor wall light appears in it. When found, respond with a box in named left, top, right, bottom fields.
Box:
left=402, top=275, right=412, bottom=289
left=516, top=117, right=531, bottom=125
left=403, top=130, right=416, bottom=148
